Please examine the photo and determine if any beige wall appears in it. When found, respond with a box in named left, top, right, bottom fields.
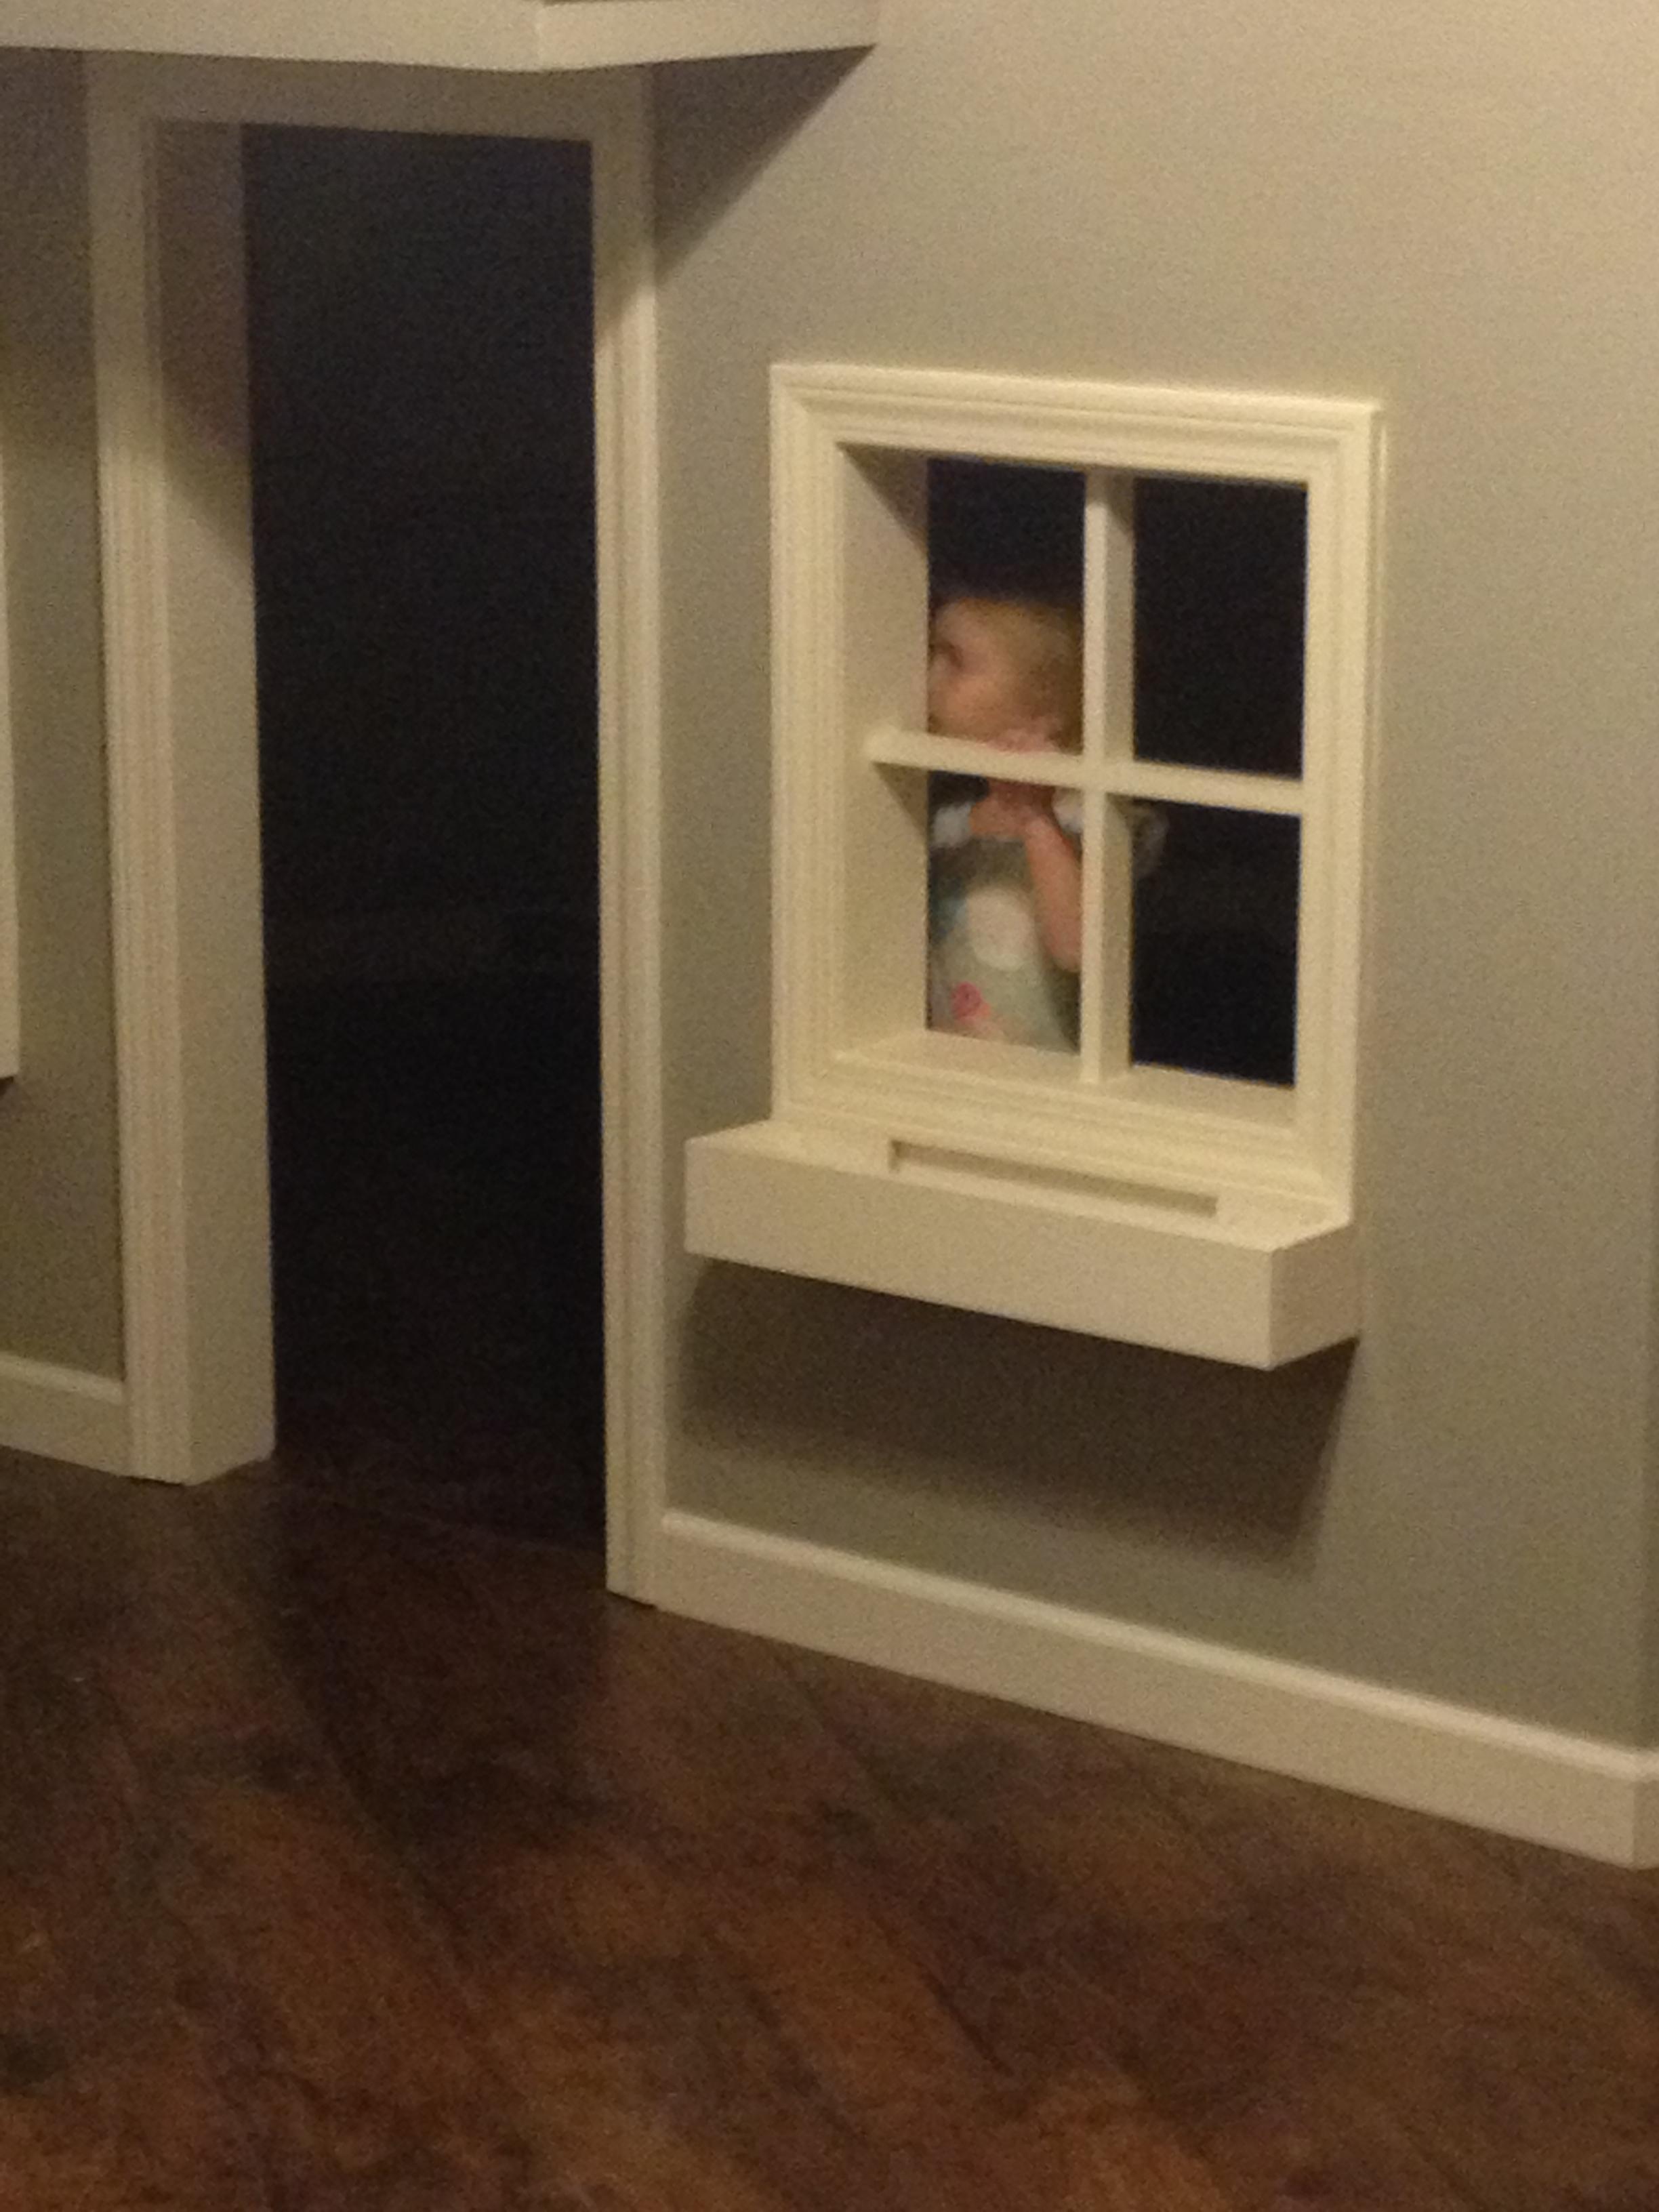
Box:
left=0, top=53, right=123, bottom=1376
left=1, top=12, right=1655, bottom=1743
left=655, top=3, right=1659, bottom=1740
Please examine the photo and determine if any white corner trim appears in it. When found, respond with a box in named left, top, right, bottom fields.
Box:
left=592, top=73, right=670, bottom=1603
left=654, top=1508, right=1659, bottom=1867
left=0, top=1353, right=129, bottom=1475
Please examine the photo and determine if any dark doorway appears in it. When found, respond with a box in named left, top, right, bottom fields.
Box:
left=243, top=126, right=602, bottom=1546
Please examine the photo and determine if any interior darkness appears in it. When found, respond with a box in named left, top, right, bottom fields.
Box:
left=1130, top=478, right=1303, bottom=1084
left=927, top=457, right=1085, bottom=607
left=1132, top=806, right=1298, bottom=1086
left=244, top=126, right=602, bottom=1545
left=1134, top=476, right=1307, bottom=777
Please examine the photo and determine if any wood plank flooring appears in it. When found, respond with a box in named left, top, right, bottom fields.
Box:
left=5, top=1452, right=1659, bottom=2209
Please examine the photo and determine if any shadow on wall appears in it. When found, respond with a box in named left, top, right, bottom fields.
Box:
left=653, top=48, right=865, bottom=279
left=684, top=1265, right=1350, bottom=1567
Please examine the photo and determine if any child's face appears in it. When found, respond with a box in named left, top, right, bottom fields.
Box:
left=927, top=602, right=1045, bottom=746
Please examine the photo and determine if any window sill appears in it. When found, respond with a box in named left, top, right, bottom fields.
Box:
left=685, top=1118, right=1358, bottom=1369
left=842, top=1029, right=1300, bottom=1131
left=803, top=1033, right=1320, bottom=1208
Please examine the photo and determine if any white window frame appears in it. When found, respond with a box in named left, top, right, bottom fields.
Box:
left=687, top=361, right=1382, bottom=1367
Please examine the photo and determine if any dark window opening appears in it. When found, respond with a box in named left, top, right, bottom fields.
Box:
left=926, top=457, right=1086, bottom=611
left=1132, top=804, right=1299, bottom=1087
left=1134, top=476, right=1307, bottom=779
left=924, top=461, right=1085, bottom=1054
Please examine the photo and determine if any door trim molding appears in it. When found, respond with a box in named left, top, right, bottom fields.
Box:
left=86, top=56, right=667, bottom=1593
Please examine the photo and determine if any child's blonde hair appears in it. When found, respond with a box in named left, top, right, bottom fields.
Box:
left=947, top=594, right=1084, bottom=751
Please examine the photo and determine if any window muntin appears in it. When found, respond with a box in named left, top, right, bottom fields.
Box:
left=861, top=464, right=1307, bottom=1095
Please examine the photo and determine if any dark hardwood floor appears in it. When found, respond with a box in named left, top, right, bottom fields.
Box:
left=5, top=975, right=1659, bottom=2205
left=5, top=1446, right=1659, bottom=2210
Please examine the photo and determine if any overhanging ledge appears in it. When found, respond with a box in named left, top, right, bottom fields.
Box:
left=0, top=0, right=880, bottom=71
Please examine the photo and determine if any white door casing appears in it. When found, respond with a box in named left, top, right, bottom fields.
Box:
left=87, top=55, right=666, bottom=1597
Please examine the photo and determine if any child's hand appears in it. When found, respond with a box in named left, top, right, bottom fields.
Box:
left=983, top=716, right=1062, bottom=822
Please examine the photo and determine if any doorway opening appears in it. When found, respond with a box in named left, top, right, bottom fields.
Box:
left=243, top=125, right=603, bottom=1546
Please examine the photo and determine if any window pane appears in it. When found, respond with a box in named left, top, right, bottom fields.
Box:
left=923, top=464, right=1086, bottom=1060
left=1133, top=478, right=1306, bottom=777
left=928, top=770, right=1082, bottom=1058
left=1132, top=804, right=1298, bottom=1086
left=928, top=457, right=1084, bottom=608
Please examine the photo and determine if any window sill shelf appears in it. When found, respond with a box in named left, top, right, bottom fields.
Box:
left=686, top=1119, right=1358, bottom=1368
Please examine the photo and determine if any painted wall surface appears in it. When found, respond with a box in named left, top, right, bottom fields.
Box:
left=0, top=12, right=1653, bottom=1747
left=655, top=3, right=1659, bottom=1740
left=0, top=54, right=123, bottom=1376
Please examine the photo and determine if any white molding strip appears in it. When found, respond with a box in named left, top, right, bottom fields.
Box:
left=0, top=1353, right=129, bottom=1475
left=592, top=78, right=670, bottom=1605
left=89, top=69, right=218, bottom=1486
left=655, top=1508, right=1659, bottom=1868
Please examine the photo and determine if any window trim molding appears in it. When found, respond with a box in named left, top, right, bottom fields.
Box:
left=772, top=361, right=1380, bottom=1202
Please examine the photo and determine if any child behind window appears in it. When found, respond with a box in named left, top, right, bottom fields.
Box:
left=926, top=595, right=1084, bottom=1051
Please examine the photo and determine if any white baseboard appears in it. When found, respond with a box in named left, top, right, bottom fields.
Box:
left=0, top=1353, right=129, bottom=1476
left=654, top=1509, right=1659, bottom=1868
